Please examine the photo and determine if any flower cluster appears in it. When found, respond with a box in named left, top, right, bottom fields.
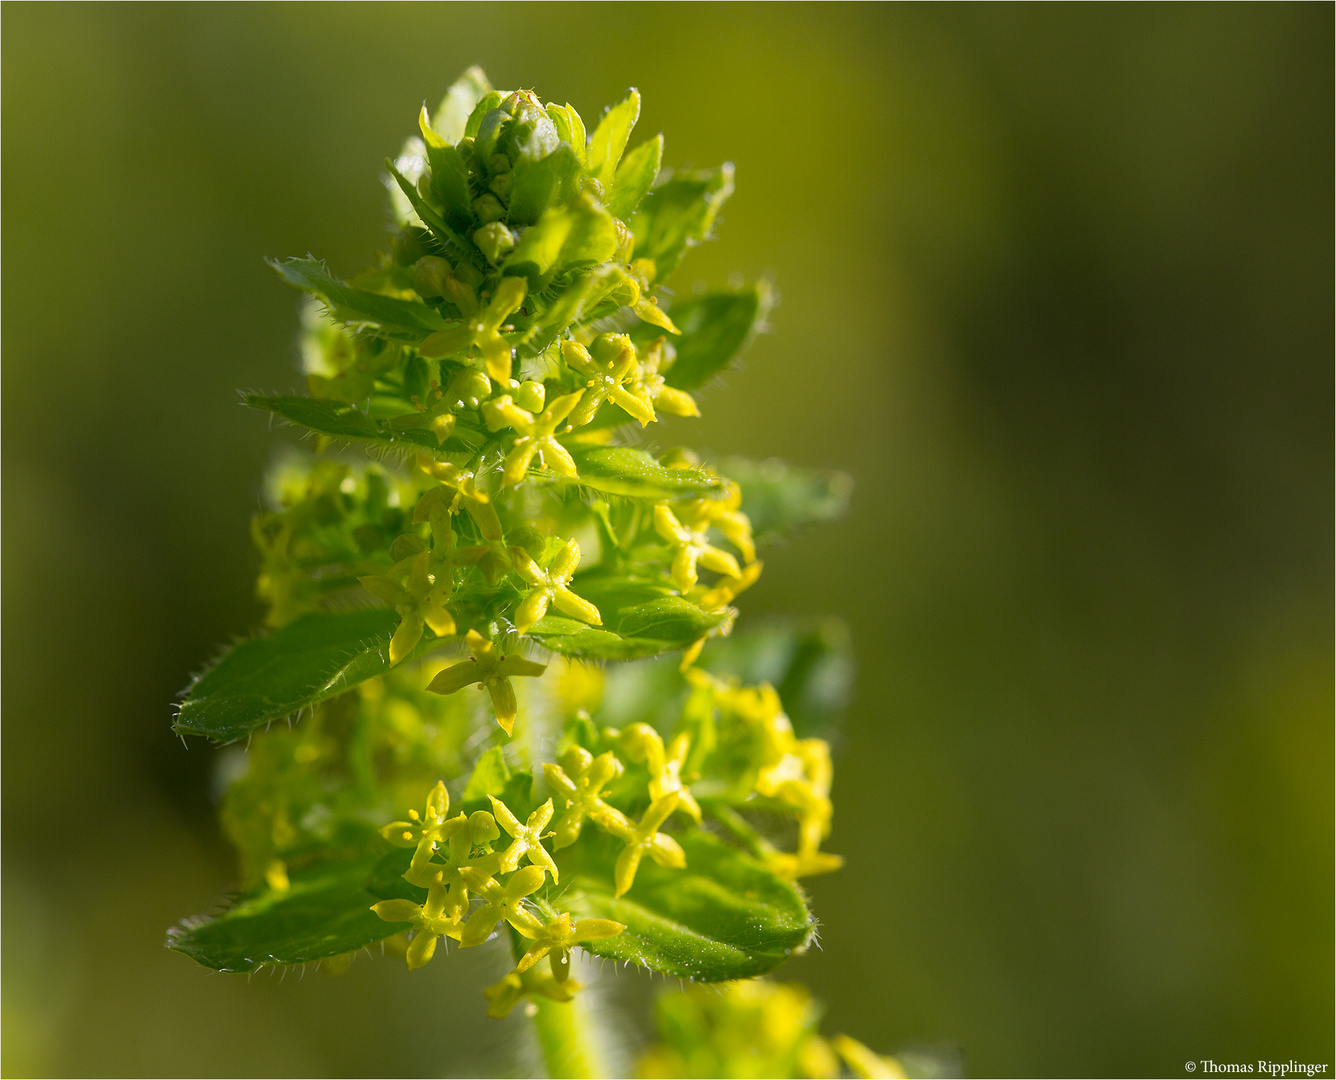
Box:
left=172, top=71, right=855, bottom=1063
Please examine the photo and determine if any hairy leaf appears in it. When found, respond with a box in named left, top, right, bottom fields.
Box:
left=270, top=257, right=448, bottom=337
left=560, top=829, right=813, bottom=981
left=247, top=394, right=473, bottom=453
left=570, top=446, right=723, bottom=499
left=167, top=850, right=403, bottom=972
left=176, top=610, right=448, bottom=744
left=608, top=134, right=663, bottom=220
left=433, top=67, right=493, bottom=144
left=718, top=456, right=853, bottom=545
left=587, top=90, right=640, bottom=188
left=631, top=165, right=735, bottom=279
left=530, top=587, right=725, bottom=660
left=653, top=284, right=772, bottom=391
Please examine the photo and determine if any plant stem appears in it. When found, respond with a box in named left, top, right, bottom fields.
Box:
left=531, top=993, right=605, bottom=1079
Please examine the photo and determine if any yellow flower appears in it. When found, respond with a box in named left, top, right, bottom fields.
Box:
left=830, top=1035, right=907, bottom=1080
left=414, top=458, right=504, bottom=543
left=627, top=336, right=700, bottom=419
left=618, top=724, right=701, bottom=824
left=457, top=864, right=546, bottom=947
left=425, top=629, right=546, bottom=735
left=378, top=780, right=460, bottom=884
left=653, top=503, right=741, bottom=592
left=370, top=872, right=463, bottom=970
left=511, top=539, right=601, bottom=634
left=561, top=335, right=656, bottom=427
left=359, top=550, right=456, bottom=665
left=488, top=795, right=560, bottom=880
left=542, top=747, right=623, bottom=849
left=514, top=911, right=625, bottom=982
left=593, top=792, right=686, bottom=897
left=417, top=274, right=528, bottom=383
left=482, top=390, right=586, bottom=486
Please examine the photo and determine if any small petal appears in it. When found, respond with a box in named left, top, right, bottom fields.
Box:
left=390, top=612, right=425, bottom=665
left=406, top=931, right=438, bottom=970
left=372, top=899, right=422, bottom=924
left=426, top=658, right=482, bottom=695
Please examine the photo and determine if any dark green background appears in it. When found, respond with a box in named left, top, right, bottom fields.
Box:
left=3, top=4, right=1331, bottom=1076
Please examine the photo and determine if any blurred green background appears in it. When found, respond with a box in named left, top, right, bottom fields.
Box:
left=3, top=4, right=1331, bottom=1077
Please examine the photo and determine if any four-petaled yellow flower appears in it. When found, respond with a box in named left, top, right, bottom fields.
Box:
left=653, top=503, right=742, bottom=592
left=457, top=864, right=546, bottom=947
left=514, top=911, right=625, bottom=982
left=482, top=390, right=586, bottom=486
left=426, top=629, right=547, bottom=735
left=370, top=872, right=463, bottom=970
left=543, top=747, right=623, bottom=849
left=619, top=724, right=701, bottom=824
left=561, top=336, right=656, bottom=427
left=415, top=458, right=504, bottom=542
left=594, top=792, right=687, bottom=897
left=489, top=795, right=560, bottom=880
left=511, top=539, right=601, bottom=634
left=417, top=274, right=528, bottom=383
left=378, top=780, right=461, bottom=884
left=359, top=550, right=456, bottom=665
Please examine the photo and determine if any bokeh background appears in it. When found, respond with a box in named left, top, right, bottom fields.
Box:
left=3, top=4, right=1331, bottom=1077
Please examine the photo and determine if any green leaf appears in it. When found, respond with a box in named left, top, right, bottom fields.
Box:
left=560, top=829, right=813, bottom=981
left=588, top=90, right=640, bottom=188
left=247, top=394, right=473, bottom=453
left=167, top=850, right=401, bottom=972
left=570, top=446, right=723, bottom=499
left=385, top=162, right=480, bottom=265
left=464, top=91, right=504, bottom=139
left=509, top=144, right=581, bottom=227
left=648, top=283, right=771, bottom=391
left=631, top=164, right=735, bottom=279
left=608, top=134, right=663, bottom=220
left=504, top=207, right=574, bottom=279
left=433, top=67, right=493, bottom=144
left=176, top=609, right=448, bottom=744
left=419, top=119, right=473, bottom=232
left=559, top=198, right=620, bottom=267
left=462, top=747, right=512, bottom=803
left=530, top=588, right=725, bottom=660
left=717, top=456, right=853, bottom=545
left=270, top=257, right=448, bottom=337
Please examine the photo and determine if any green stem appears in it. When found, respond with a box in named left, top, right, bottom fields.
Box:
left=507, top=926, right=606, bottom=1078
left=531, top=993, right=605, bottom=1079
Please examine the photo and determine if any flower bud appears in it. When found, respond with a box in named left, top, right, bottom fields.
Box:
left=413, top=256, right=452, bottom=299
left=473, top=222, right=515, bottom=265
left=590, top=332, right=633, bottom=366
left=472, top=194, right=506, bottom=224
left=446, top=368, right=491, bottom=410
left=515, top=380, right=546, bottom=412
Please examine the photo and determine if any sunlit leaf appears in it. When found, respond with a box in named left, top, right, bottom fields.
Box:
left=270, top=257, right=449, bottom=337
left=631, top=164, right=734, bottom=279
left=167, top=850, right=402, bottom=972
left=175, top=610, right=449, bottom=744
left=718, top=456, right=853, bottom=544
left=560, top=829, right=813, bottom=981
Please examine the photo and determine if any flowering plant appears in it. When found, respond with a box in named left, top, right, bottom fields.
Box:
left=169, top=68, right=901, bottom=1077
